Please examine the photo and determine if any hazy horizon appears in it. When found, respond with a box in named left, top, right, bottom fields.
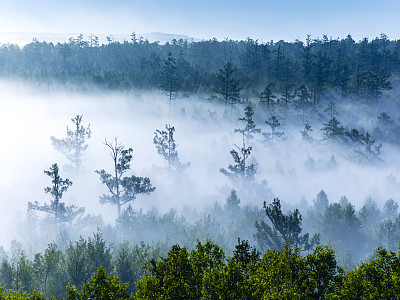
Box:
left=0, top=1, right=399, bottom=43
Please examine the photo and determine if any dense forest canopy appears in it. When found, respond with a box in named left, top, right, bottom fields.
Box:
left=0, top=33, right=397, bottom=100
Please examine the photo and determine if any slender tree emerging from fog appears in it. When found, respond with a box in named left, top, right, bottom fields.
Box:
left=255, top=198, right=320, bottom=251
left=300, top=121, right=313, bottom=144
left=153, top=124, right=189, bottom=171
left=161, top=52, right=181, bottom=107
left=264, top=115, right=286, bottom=146
left=95, top=138, right=156, bottom=217
left=235, top=105, right=261, bottom=141
left=28, top=163, right=84, bottom=224
left=221, top=105, right=257, bottom=186
left=321, top=117, right=345, bottom=153
left=51, top=115, right=91, bottom=170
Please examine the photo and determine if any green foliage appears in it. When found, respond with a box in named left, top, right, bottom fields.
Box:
left=0, top=287, right=49, bottom=300
left=137, top=240, right=342, bottom=299
left=5, top=239, right=400, bottom=298
left=250, top=245, right=341, bottom=299
left=136, top=240, right=225, bottom=300
left=65, top=267, right=133, bottom=300
left=255, top=198, right=320, bottom=251
left=65, top=231, right=112, bottom=289
left=114, top=241, right=160, bottom=294
left=333, top=248, right=400, bottom=298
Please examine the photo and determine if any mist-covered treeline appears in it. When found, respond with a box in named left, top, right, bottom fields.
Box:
left=0, top=33, right=398, bottom=100
left=2, top=237, right=400, bottom=298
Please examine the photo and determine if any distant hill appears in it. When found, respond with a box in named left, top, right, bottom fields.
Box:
left=0, top=31, right=200, bottom=46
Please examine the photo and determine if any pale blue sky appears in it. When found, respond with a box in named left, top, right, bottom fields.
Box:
left=0, top=0, right=399, bottom=41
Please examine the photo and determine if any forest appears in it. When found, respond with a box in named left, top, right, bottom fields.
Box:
left=0, top=33, right=400, bottom=298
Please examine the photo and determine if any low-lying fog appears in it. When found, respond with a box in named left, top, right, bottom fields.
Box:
left=1, top=79, right=400, bottom=250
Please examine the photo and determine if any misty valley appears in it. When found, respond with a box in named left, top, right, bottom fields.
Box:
left=1, top=34, right=400, bottom=298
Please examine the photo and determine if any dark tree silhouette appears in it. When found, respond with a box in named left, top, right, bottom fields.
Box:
left=95, top=138, right=155, bottom=217
left=153, top=124, right=189, bottom=171
left=255, top=198, right=320, bottom=251
left=28, top=163, right=84, bottom=224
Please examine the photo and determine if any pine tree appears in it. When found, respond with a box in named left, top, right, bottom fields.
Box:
left=51, top=115, right=91, bottom=170
left=321, top=117, right=346, bottom=152
left=255, top=198, right=320, bottom=251
left=235, top=105, right=261, bottom=141
left=220, top=145, right=256, bottom=187
left=95, top=138, right=156, bottom=217
left=264, top=115, right=286, bottom=145
left=259, top=83, right=276, bottom=108
left=225, top=189, right=240, bottom=212
left=215, top=62, right=241, bottom=108
left=294, top=85, right=313, bottom=124
left=28, top=164, right=84, bottom=224
left=153, top=124, right=189, bottom=171
left=357, top=131, right=382, bottom=162
left=161, top=52, right=181, bottom=108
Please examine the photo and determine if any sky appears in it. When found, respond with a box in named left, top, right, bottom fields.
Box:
left=0, top=0, right=399, bottom=42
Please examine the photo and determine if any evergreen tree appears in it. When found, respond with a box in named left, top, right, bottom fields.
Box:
left=255, top=198, right=320, bottom=251
left=321, top=117, right=346, bottom=151
left=358, top=131, right=382, bottom=162
left=161, top=52, right=181, bottom=107
left=264, top=115, right=286, bottom=145
left=220, top=145, right=256, bottom=187
left=235, top=105, right=261, bottom=141
left=225, top=189, right=240, bottom=212
left=95, top=138, right=156, bottom=217
left=28, top=163, right=84, bottom=224
left=51, top=115, right=91, bottom=170
left=259, top=83, right=276, bottom=108
left=215, top=61, right=241, bottom=108
left=153, top=124, right=189, bottom=171
left=294, top=85, right=313, bottom=124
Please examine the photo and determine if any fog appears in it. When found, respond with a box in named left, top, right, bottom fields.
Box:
left=1, top=79, right=400, bottom=256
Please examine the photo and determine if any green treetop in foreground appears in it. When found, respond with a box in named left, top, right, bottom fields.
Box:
left=1, top=240, right=400, bottom=298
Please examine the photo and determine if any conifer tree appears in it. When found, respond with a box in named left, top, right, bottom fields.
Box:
left=221, top=105, right=258, bottom=186
left=255, top=198, right=320, bottom=251
left=51, top=115, right=91, bottom=170
left=95, top=138, right=155, bottom=217
left=28, top=163, right=84, bottom=224
left=259, top=83, right=276, bottom=108
left=225, top=189, right=240, bottom=212
left=153, top=124, right=189, bottom=171
left=264, top=115, right=286, bottom=145
left=161, top=52, right=181, bottom=107
left=215, top=61, right=241, bottom=108
left=234, top=105, right=261, bottom=141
